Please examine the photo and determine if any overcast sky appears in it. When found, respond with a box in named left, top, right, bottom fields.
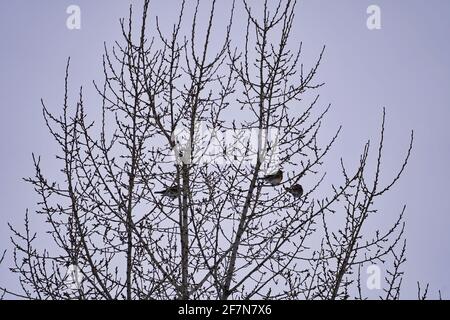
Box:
left=1, top=0, right=449, bottom=299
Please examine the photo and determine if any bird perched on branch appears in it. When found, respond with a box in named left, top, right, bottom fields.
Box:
left=155, top=185, right=180, bottom=200
left=259, top=169, right=283, bottom=186
left=286, top=184, right=303, bottom=198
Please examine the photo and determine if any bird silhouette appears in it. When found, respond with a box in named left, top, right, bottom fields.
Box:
left=155, top=185, right=180, bottom=200
left=259, top=169, right=283, bottom=186
left=286, top=184, right=303, bottom=198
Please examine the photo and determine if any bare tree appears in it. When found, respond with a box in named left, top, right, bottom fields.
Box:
left=1, top=0, right=414, bottom=300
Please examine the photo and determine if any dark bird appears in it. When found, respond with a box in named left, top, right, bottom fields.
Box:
left=286, top=184, right=303, bottom=198
left=155, top=185, right=180, bottom=200
left=260, top=169, right=284, bottom=186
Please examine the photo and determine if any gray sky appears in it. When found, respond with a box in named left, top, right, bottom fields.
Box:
left=1, top=0, right=449, bottom=299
